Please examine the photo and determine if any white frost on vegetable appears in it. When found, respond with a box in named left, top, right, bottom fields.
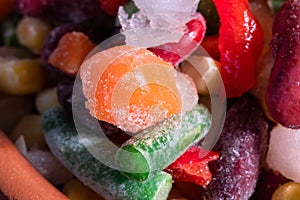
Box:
left=266, top=125, right=300, bottom=183
left=118, top=0, right=200, bottom=47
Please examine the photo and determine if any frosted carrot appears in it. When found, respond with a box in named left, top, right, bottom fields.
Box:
left=80, top=45, right=198, bottom=133
left=0, top=131, right=69, bottom=200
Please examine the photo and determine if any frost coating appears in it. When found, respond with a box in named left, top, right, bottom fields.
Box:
left=118, top=0, right=200, bottom=47
left=134, top=0, right=199, bottom=27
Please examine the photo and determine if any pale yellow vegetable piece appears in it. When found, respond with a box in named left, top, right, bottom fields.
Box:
left=10, top=115, right=46, bottom=149
left=63, top=179, right=105, bottom=200
left=16, top=17, right=52, bottom=54
left=0, top=58, right=45, bottom=95
left=181, top=56, right=220, bottom=95
left=272, top=182, right=300, bottom=200
left=35, top=87, right=61, bottom=114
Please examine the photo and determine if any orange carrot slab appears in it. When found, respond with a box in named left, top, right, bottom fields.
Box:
left=48, top=32, right=96, bottom=76
left=82, top=46, right=181, bottom=132
left=0, top=131, right=69, bottom=200
left=80, top=45, right=199, bottom=133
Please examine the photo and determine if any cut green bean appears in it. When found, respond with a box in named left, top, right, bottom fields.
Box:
left=42, top=107, right=172, bottom=200
left=116, top=104, right=211, bottom=181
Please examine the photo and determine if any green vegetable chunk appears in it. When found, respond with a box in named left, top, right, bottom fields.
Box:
left=116, top=104, right=211, bottom=181
left=41, top=107, right=172, bottom=200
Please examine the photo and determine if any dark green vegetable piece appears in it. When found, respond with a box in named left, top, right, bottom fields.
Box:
left=42, top=107, right=172, bottom=200
left=116, top=104, right=211, bottom=181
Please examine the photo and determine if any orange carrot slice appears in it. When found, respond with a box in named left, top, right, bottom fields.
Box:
left=80, top=45, right=198, bottom=133
left=94, top=48, right=177, bottom=128
left=48, top=31, right=96, bottom=76
left=0, top=131, right=69, bottom=200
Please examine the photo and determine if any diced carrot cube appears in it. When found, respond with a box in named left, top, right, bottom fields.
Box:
left=48, top=32, right=96, bottom=76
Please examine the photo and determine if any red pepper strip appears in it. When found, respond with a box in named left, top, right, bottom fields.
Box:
left=164, top=146, right=219, bottom=187
left=149, top=13, right=206, bottom=66
left=213, top=0, right=264, bottom=98
left=149, top=47, right=181, bottom=67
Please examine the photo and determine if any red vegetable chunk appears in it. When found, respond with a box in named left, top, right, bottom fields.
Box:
left=149, top=13, right=206, bottom=66
left=213, top=0, right=264, bottom=98
left=164, top=146, right=219, bottom=187
left=266, top=0, right=300, bottom=129
left=205, top=95, right=268, bottom=199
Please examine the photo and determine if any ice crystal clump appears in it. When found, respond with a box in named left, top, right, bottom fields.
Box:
left=134, top=0, right=199, bottom=27
left=118, top=0, right=200, bottom=47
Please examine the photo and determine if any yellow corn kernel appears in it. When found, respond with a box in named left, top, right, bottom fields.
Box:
left=272, top=182, right=300, bottom=200
left=63, top=179, right=105, bottom=200
left=181, top=56, right=221, bottom=95
left=16, top=17, right=52, bottom=54
left=35, top=87, right=61, bottom=114
left=0, top=58, right=45, bottom=95
left=10, top=115, right=46, bottom=149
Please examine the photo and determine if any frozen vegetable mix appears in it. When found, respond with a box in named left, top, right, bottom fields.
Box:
left=1, top=0, right=300, bottom=200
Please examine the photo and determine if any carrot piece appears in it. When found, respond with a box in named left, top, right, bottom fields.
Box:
left=48, top=31, right=96, bottom=76
left=164, top=146, right=219, bottom=187
left=127, top=83, right=181, bottom=128
left=81, top=45, right=185, bottom=133
left=0, top=131, right=69, bottom=200
left=95, top=48, right=177, bottom=127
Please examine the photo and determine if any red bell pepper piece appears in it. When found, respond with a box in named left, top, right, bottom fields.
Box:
left=213, top=0, right=264, bottom=98
left=164, top=146, right=219, bottom=187
left=149, top=13, right=206, bottom=66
